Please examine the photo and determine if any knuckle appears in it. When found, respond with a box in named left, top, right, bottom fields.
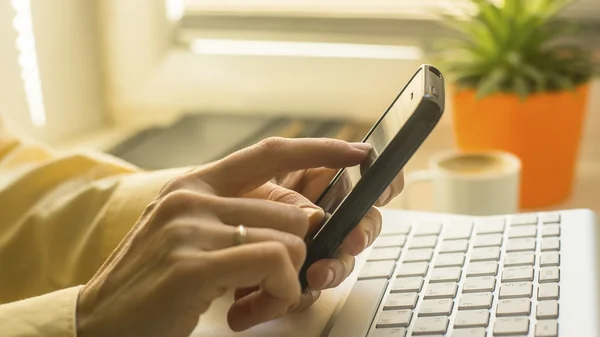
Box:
left=158, top=176, right=189, bottom=196
left=261, top=241, right=290, bottom=265
left=289, top=208, right=310, bottom=236
left=266, top=186, right=298, bottom=203
left=157, top=190, right=216, bottom=215
left=316, top=137, right=341, bottom=148
left=257, top=137, right=287, bottom=151
left=158, top=190, right=196, bottom=210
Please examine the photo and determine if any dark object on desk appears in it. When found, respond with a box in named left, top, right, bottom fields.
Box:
left=108, top=114, right=368, bottom=169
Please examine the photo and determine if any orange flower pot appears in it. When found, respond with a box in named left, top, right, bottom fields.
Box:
left=452, top=84, right=590, bottom=209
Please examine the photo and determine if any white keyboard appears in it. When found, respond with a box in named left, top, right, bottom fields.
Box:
left=326, top=209, right=599, bottom=337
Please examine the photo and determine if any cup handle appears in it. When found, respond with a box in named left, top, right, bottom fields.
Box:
left=401, top=170, right=435, bottom=209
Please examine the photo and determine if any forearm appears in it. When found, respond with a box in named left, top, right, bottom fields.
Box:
left=0, top=118, right=188, bottom=303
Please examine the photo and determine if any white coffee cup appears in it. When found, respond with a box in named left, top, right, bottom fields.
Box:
left=401, top=151, right=521, bottom=215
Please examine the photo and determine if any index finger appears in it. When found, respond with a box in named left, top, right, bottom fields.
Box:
left=197, top=137, right=371, bottom=197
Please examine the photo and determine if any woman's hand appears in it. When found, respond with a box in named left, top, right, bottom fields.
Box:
left=244, top=149, right=405, bottom=310
left=76, top=138, right=372, bottom=337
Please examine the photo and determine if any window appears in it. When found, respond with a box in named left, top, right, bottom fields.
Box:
left=182, top=0, right=600, bottom=20
left=100, top=0, right=600, bottom=127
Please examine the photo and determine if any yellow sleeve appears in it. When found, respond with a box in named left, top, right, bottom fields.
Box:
left=0, top=117, right=189, bottom=335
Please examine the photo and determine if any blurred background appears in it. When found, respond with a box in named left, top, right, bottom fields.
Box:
left=1, top=0, right=599, bottom=213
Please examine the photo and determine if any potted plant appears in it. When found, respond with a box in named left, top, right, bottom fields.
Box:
left=436, top=0, right=599, bottom=209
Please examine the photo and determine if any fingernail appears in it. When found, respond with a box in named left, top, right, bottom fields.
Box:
left=364, top=230, right=371, bottom=248
left=324, top=268, right=335, bottom=288
left=303, top=207, right=324, bottom=223
left=350, top=142, right=372, bottom=152
left=378, top=186, right=392, bottom=204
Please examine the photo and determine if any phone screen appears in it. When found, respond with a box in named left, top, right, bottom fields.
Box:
left=315, top=69, right=425, bottom=216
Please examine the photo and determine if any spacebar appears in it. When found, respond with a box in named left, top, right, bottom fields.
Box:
left=327, top=279, right=388, bottom=337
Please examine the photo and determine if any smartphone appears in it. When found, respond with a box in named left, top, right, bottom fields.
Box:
left=299, top=64, right=445, bottom=290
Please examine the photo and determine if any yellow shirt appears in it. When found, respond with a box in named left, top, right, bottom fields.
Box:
left=0, top=117, right=187, bottom=336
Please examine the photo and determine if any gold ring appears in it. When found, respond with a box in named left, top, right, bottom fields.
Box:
left=235, top=225, right=247, bottom=246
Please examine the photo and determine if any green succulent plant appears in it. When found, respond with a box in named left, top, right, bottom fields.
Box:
left=436, top=0, right=599, bottom=99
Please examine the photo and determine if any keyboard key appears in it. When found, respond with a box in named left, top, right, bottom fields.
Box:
left=538, top=283, right=559, bottom=300
left=541, top=213, right=561, bottom=224
left=391, top=277, right=423, bottom=293
left=404, top=249, right=433, bottom=262
left=501, top=266, right=534, bottom=282
left=435, top=253, right=465, bottom=267
left=424, top=282, right=458, bottom=299
left=443, top=221, right=473, bottom=240
left=397, top=262, right=429, bottom=277
left=508, top=225, right=537, bottom=238
left=540, top=252, right=560, bottom=267
left=476, top=218, right=505, bottom=234
left=506, top=238, right=536, bottom=252
left=440, top=239, right=469, bottom=253
left=454, top=310, right=490, bottom=328
left=384, top=293, right=419, bottom=310
left=493, top=317, right=529, bottom=335
left=414, top=221, right=442, bottom=236
left=470, top=247, right=500, bottom=261
left=376, top=309, right=413, bottom=328
left=412, top=317, right=449, bottom=335
left=369, top=247, right=402, bottom=261
left=542, top=224, right=560, bottom=237
left=409, top=235, right=438, bottom=249
left=499, top=282, right=532, bottom=299
left=451, top=328, right=487, bottom=337
left=430, top=267, right=462, bottom=283
left=418, top=299, right=454, bottom=317
left=541, top=238, right=560, bottom=251
left=474, top=234, right=503, bottom=247
left=496, top=298, right=531, bottom=316
left=458, top=293, right=493, bottom=310
left=370, top=327, right=407, bottom=337
left=504, top=252, right=535, bottom=266
left=374, top=235, right=407, bottom=248
left=462, top=276, right=496, bottom=293
left=535, top=320, right=558, bottom=337
left=328, top=279, right=387, bottom=337
left=537, top=300, right=559, bottom=319
left=509, top=214, right=538, bottom=226
left=381, top=223, right=411, bottom=236
left=359, top=261, right=396, bottom=280
left=539, top=267, right=560, bottom=283
left=466, top=261, right=498, bottom=277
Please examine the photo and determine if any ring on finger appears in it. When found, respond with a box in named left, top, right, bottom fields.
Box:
left=234, top=225, right=247, bottom=246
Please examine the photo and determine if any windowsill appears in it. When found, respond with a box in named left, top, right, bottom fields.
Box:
left=181, top=0, right=600, bottom=21
left=177, top=14, right=600, bottom=52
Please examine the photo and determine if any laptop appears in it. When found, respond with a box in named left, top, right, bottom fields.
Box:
left=324, top=208, right=599, bottom=337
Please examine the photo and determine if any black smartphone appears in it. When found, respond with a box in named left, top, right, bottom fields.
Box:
left=299, top=64, right=445, bottom=290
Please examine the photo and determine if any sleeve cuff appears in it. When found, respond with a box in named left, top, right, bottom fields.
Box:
left=0, top=286, right=84, bottom=337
